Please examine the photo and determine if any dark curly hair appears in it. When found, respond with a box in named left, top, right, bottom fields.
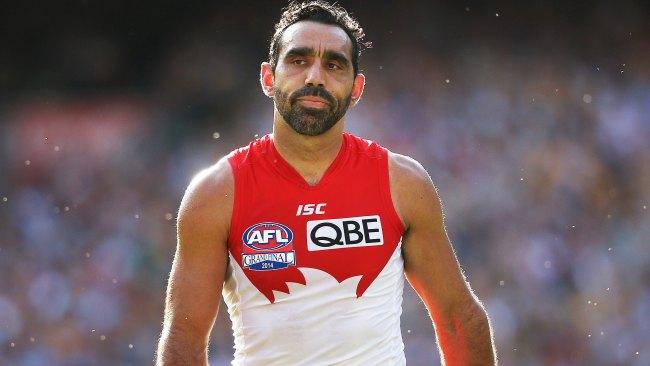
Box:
left=269, top=0, right=371, bottom=76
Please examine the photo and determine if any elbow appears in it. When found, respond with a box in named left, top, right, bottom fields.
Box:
left=465, top=299, right=491, bottom=330
left=156, top=325, right=209, bottom=365
left=438, top=296, right=489, bottom=335
left=453, top=298, right=493, bottom=344
left=435, top=296, right=497, bottom=365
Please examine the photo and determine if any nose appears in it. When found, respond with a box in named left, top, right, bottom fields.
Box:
left=304, top=61, right=325, bottom=87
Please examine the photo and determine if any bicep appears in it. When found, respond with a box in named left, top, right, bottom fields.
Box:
left=164, top=227, right=227, bottom=339
left=162, top=161, right=233, bottom=344
left=402, top=193, right=471, bottom=318
left=391, top=155, right=474, bottom=319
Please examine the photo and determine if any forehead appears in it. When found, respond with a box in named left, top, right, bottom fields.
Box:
left=279, top=21, right=353, bottom=58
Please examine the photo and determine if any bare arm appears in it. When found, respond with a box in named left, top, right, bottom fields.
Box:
left=390, top=153, right=496, bottom=366
left=155, top=158, right=234, bottom=365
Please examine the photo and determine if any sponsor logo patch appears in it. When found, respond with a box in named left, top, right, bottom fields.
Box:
left=307, top=215, right=384, bottom=251
left=242, top=222, right=295, bottom=271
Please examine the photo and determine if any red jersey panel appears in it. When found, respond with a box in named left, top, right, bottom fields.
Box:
left=226, top=133, right=405, bottom=303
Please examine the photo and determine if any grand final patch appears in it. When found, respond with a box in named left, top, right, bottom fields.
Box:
left=242, top=222, right=295, bottom=271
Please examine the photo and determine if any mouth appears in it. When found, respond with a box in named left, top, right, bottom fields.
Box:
left=296, top=97, right=330, bottom=109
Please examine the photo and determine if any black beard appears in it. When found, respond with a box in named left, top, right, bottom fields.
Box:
left=273, top=86, right=352, bottom=136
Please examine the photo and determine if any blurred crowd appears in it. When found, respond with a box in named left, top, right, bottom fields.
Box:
left=1, top=1, right=648, bottom=365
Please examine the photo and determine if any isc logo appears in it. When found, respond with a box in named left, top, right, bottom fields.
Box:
left=306, top=215, right=384, bottom=251
left=296, top=203, right=326, bottom=216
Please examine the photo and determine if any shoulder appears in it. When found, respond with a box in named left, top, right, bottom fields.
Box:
left=183, top=157, right=234, bottom=208
left=387, top=152, right=441, bottom=231
left=343, top=133, right=385, bottom=158
left=178, top=157, right=234, bottom=235
left=388, top=152, right=432, bottom=185
left=228, top=134, right=273, bottom=168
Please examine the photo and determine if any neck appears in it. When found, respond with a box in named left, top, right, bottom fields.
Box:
left=271, top=110, right=345, bottom=185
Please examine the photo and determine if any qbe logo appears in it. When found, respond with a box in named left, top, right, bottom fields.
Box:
left=242, top=222, right=295, bottom=271
left=307, top=215, right=384, bottom=251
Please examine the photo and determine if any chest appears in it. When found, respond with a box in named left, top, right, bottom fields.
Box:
left=229, top=164, right=402, bottom=303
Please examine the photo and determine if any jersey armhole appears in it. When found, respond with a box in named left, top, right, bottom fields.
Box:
left=378, top=149, right=406, bottom=234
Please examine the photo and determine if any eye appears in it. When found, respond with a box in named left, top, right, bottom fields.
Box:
left=327, top=62, right=340, bottom=70
left=292, top=59, right=306, bottom=65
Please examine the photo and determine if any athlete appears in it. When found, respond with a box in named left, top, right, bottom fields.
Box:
left=156, top=1, right=496, bottom=365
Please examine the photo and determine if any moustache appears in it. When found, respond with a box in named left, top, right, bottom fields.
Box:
left=290, top=87, right=336, bottom=106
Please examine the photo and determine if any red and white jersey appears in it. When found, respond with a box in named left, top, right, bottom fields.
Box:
left=223, top=133, right=406, bottom=365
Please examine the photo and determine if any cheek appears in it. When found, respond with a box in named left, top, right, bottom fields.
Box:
left=275, top=64, right=304, bottom=81
left=273, top=73, right=300, bottom=94
left=273, top=86, right=294, bottom=107
left=332, top=80, right=355, bottom=100
left=271, top=80, right=290, bottom=99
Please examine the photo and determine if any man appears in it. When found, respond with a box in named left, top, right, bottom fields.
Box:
left=156, top=1, right=496, bottom=365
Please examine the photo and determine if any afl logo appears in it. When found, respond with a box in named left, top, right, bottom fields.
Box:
left=242, top=222, right=294, bottom=251
left=242, top=222, right=295, bottom=271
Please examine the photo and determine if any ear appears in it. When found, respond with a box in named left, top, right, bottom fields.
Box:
left=350, top=73, right=366, bottom=107
left=260, top=62, right=275, bottom=97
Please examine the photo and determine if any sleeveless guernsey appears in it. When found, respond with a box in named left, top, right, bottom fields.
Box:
left=223, top=132, right=406, bottom=365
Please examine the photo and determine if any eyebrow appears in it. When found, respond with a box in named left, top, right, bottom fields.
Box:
left=283, top=47, right=351, bottom=68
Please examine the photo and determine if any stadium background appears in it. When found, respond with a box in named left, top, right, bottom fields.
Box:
left=1, top=0, right=648, bottom=364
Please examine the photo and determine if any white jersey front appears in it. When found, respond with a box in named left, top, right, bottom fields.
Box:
left=222, top=243, right=405, bottom=365
left=224, top=134, right=408, bottom=365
